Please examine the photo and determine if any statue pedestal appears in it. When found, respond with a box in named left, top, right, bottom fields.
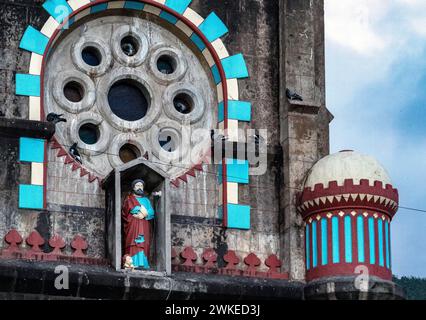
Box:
left=102, top=159, right=171, bottom=274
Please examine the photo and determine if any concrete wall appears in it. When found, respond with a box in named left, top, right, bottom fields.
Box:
left=0, top=0, right=330, bottom=278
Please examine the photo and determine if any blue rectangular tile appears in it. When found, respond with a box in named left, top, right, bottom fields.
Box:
left=227, top=203, right=250, bottom=230
left=210, top=64, right=221, bottom=85
left=91, top=3, right=108, bottom=14
left=124, top=1, right=145, bottom=10
left=190, top=33, right=206, bottom=51
left=218, top=100, right=251, bottom=122
left=20, top=26, right=49, bottom=55
left=226, top=158, right=249, bottom=184
left=42, top=0, right=73, bottom=23
left=165, top=0, right=191, bottom=14
left=19, top=184, right=44, bottom=209
left=15, top=74, right=40, bottom=97
left=198, top=12, right=228, bottom=43
left=221, top=54, right=249, bottom=79
left=19, top=137, right=45, bottom=163
left=160, top=11, right=178, bottom=24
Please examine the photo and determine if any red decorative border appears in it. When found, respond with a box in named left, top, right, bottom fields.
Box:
left=297, top=179, right=399, bottom=219
left=0, top=229, right=107, bottom=266
left=172, top=247, right=289, bottom=280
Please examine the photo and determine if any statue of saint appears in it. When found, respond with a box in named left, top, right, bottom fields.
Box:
left=122, top=179, right=155, bottom=270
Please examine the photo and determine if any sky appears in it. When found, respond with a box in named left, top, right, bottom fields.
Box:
left=325, top=0, right=426, bottom=277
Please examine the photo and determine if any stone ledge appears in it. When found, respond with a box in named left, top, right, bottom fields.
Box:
left=0, top=118, right=55, bottom=140
left=304, top=275, right=406, bottom=300
left=0, top=259, right=304, bottom=300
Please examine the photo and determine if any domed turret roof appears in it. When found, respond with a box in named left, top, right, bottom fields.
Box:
left=304, top=150, right=392, bottom=189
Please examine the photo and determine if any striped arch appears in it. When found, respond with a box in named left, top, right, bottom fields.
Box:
left=16, top=0, right=252, bottom=229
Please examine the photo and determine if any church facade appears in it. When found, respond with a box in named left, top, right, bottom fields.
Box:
left=0, top=0, right=404, bottom=299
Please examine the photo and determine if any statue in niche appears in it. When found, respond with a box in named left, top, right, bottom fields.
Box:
left=122, top=179, right=155, bottom=270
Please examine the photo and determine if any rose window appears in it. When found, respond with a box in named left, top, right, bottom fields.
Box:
left=44, top=14, right=215, bottom=178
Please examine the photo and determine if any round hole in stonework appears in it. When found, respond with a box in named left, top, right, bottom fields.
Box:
left=157, top=55, right=176, bottom=75
left=63, top=81, right=84, bottom=103
left=78, top=123, right=100, bottom=145
left=108, top=79, right=149, bottom=121
left=158, top=130, right=177, bottom=153
left=119, top=143, right=141, bottom=163
left=173, top=93, right=194, bottom=114
left=121, top=36, right=139, bottom=57
left=82, top=46, right=102, bottom=66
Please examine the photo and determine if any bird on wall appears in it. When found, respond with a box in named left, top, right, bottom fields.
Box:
left=210, top=130, right=228, bottom=142
left=46, top=113, right=67, bottom=124
left=286, top=88, right=303, bottom=101
left=121, top=42, right=136, bottom=56
left=249, top=134, right=265, bottom=145
left=69, top=143, right=82, bottom=164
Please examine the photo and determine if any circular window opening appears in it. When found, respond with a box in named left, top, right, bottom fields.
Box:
left=119, top=143, right=141, bottom=163
left=78, top=123, right=100, bottom=145
left=158, top=130, right=177, bottom=152
left=157, top=55, right=176, bottom=74
left=173, top=93, right=194, bottom=114
left=64, top=81, right=84, bottom=103
left=82, top=46, right=102, bottom=66
left=121, top=36, right=139, bottom=57
left=108, top=79, right=149, bottom=121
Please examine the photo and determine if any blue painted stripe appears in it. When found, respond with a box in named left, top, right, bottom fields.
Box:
left=124, top=1, right=145, bottom=10
left=357, top=215, right=365, bottom=263
left=218, top=100, right=252, bottom=122
left=165, top=0, right=191, bottom=14
left=91, top=3, right=108, bottom=13
left=221, top=54, right=249, bottom=79
left=198, top=12, right=228, bottom=42
left=19, top=137, right=45, bottom=163
left=344, top=216, right=352, bottom=263
left=369, top=217, right=376, bottom=264
left=160, top=11, right=178, bottom=24
left=226, top=158, right=249, bottom=184
left=16, top=74, right=40, bottom=97
left=190, top=33, right=206, bottom=51
left=42, top=0, right=73, bottom=23
left=217, top=162, right=223, bottom=184
left=378, top=219, right=384, bottom=267
left=227, top=203, right=250, bottom=230
left=312, top=221, right=318, bottom=268
left=385, top=221, right=390, bottom=268
left=19, top=184, right=44, bottom=209
left=211, top=64, right=221, bottom=85
left=321, top=218, right=328, bottom=265
left=20, top=26, right=49, bottom=55
left=306, top=224, right=310, bottom=270
left=332, top=216, right=339, bottom=263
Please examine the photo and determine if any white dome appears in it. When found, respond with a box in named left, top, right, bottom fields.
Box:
left=304, top=150, right=392, bottom=189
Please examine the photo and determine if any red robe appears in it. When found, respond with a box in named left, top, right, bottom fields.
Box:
left=122, top=194, right=152, bottom=259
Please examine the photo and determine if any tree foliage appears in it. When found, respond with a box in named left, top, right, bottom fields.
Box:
left=393, top=276, right=426, bottom=300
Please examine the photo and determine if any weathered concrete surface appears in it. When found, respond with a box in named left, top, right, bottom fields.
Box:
left=304, top=276, right=406, bottom=300
left=0, top=0, right=331, bottom=288
left=0, top=259, right=304, bottom=300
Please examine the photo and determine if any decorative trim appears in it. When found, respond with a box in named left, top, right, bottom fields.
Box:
left=172, top=247, right=288, bottom=280
left=297, top=179, right=399, bottom=219
left=0, top=229, right=107, bottom=265
left=304, top=210, right=393, bottom=282
left=16, top=0, right=251, bottom=231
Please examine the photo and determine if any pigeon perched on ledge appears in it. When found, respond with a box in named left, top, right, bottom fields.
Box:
left=69, top=143, right=82, bottom=164
left=286, top=88, right=303, bottom=101
left=46, top=113, right=67, bottom=124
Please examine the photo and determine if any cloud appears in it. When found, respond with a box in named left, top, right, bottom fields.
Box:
left=326, top=1, right=426, bottom=277
left=325, top=0, right=390, bottom=55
